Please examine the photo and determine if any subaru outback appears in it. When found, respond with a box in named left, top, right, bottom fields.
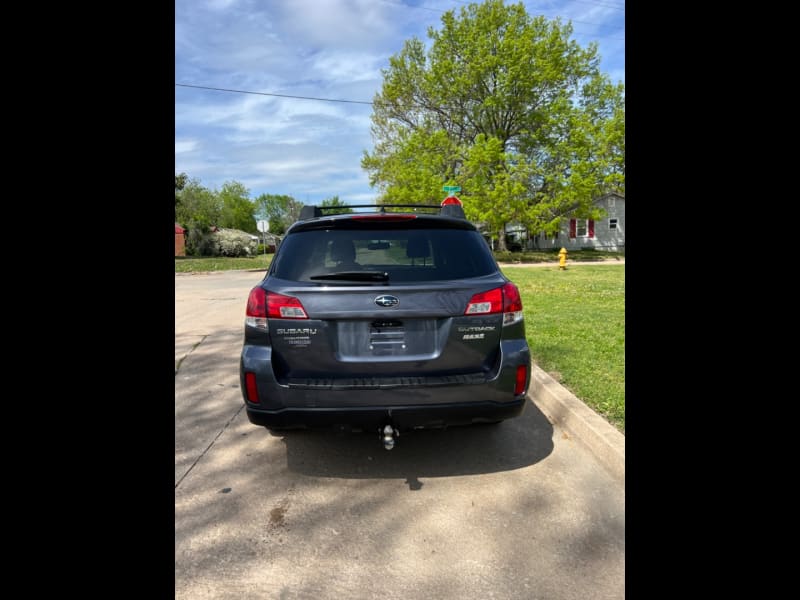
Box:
left=239, top=199, right=531, bottom=447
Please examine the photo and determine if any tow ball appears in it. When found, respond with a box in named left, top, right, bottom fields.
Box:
left=381, top=424, right=399, bottom=450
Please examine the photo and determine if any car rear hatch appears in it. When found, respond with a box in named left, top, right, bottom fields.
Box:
left=261, top=215, right=516, bottom=389
left=267, top=278, right=507, bottom=387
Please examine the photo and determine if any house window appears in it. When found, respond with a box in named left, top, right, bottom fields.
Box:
left=569, top=218, right=595, bottom=238
left=609, top=218, right=618, bottom=230
left=607, top=196, right=615, bottom=208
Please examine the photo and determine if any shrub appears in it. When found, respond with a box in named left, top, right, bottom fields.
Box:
left=186, top=228, right=218, bottom=257
left=214, top=228, right=258, bottom=257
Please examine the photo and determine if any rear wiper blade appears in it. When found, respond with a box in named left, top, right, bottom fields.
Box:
left=310, top=271, right=389, bottom=282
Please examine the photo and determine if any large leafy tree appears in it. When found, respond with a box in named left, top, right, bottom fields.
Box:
left=175, top=178, right=223, bottom=255
left=218, top=180, right=257, bottom=233
left=175, top=178, right=221, bottom=231
left=362, top=0, right=624, bottom=250
left=320, top=195, right=353, bottom=214
left=254, top=194, right=304, bottom=235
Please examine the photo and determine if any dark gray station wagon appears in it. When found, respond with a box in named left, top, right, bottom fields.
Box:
left=240, top=200, right=531, bottom=448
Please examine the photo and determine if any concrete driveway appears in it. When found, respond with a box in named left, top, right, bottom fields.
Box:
left=175, top=270, right=625, bottom=599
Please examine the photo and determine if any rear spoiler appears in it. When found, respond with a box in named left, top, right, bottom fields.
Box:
left=299, top=203, right=466, bottom=221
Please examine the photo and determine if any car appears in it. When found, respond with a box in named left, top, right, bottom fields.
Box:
left=239, top=198, right=531, bottom=448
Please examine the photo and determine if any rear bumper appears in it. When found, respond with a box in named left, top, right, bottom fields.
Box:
left=245, top=398, right=527, bottom=431
left=240, top=338, right=531, bottom=430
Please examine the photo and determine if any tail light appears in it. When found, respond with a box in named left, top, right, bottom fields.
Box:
left=501, top=282, right=524, bottom=326
left=245, top=287, right=308, bottom=330
left=464, top=282, right=524, bottom=326
left=514, top=364, right=528, bottom=395
left=464, top=287, right=503, bottom=315
left=266, top=292, right=308, bottom=319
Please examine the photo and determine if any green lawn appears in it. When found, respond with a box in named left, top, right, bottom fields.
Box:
left=175, top=254, right=273, bottom=273
left=502, top=264, right=625, bottom=431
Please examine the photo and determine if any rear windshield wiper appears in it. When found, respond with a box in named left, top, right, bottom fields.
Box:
left=310, top=271, right=389, bottom=282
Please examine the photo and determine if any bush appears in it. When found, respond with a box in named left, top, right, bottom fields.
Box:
left=214, top=228, right=258, bottom=257
left=186, top=228, right=218, bottom=257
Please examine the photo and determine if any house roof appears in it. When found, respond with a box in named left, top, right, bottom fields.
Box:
left=597, top=191, right=625, bottom=200
left=175, top=223, right=185, bottom=233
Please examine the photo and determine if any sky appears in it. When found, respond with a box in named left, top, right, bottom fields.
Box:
left=175, top=0, right=624, bottom=206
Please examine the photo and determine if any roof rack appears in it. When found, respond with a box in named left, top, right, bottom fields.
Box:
left=299, top=203, right=466, bottom=221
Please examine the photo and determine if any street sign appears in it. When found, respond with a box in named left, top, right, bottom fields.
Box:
left=256, top=220, right=269, bottom=233
left=442, top=185, right=461, bottom=193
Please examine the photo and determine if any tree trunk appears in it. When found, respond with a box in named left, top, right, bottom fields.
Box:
left=496, top=225, right=508, bottom=252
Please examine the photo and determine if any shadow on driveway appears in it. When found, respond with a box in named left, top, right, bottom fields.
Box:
left=268, top=398, right=553, bottom=482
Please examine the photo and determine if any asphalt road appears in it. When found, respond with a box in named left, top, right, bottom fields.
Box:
left=175, top=270, right=625, bottom=599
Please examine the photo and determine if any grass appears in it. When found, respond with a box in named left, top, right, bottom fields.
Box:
left=502, top=264, right=625, bottom=432
left=175, top=254, right=273, bottom=273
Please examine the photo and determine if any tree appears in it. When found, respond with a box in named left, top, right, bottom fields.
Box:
left=175, top=178, right=223, bottom=255
left=218, top=180, right=257, bottom=233
left=254, top=194, right=304, bottom=235
left=361, top=0, right=625, bottom=250
left=320, top=195, right=353, bottom=214
left=175, top=172, right=188, bottom=219
left=175, top=178, right=221, bottom=230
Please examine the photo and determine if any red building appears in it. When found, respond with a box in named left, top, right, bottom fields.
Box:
left=175, top=223, right=186, bottom=256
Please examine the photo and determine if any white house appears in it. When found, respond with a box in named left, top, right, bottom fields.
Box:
left=510, top=192, right=625, bottom=251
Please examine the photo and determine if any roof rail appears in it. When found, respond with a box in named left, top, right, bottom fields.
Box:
left=298, top=203, right=466, bottom=221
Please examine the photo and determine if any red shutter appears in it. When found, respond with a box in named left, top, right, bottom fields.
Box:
left=588, top=219, right=595, bottom=238
left=569, top=219, right=576, bottom=238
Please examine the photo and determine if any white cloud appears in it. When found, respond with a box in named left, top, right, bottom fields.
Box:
left=272, top=0, right=396, bottom=52
left=205, top=0, right=238, bottom=11
left=175, top=139, right=198, bottom=154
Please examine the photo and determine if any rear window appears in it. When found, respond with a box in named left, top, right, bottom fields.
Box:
left=272, top=228, right=497, bottom=283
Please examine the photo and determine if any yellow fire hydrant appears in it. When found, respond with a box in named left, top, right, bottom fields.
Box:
left=558, top=247, right=568, bottom=270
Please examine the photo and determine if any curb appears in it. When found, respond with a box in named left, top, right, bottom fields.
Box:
left=529, top=365, right=625, bottom=483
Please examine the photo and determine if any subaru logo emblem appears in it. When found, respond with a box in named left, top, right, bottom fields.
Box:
left=374, top=295, right=399, bottom=308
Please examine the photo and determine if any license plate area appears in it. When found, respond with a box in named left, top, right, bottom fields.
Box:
left=336, top=319, right=440, bottom=360
left=370, top=320, right=406, bottom=356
